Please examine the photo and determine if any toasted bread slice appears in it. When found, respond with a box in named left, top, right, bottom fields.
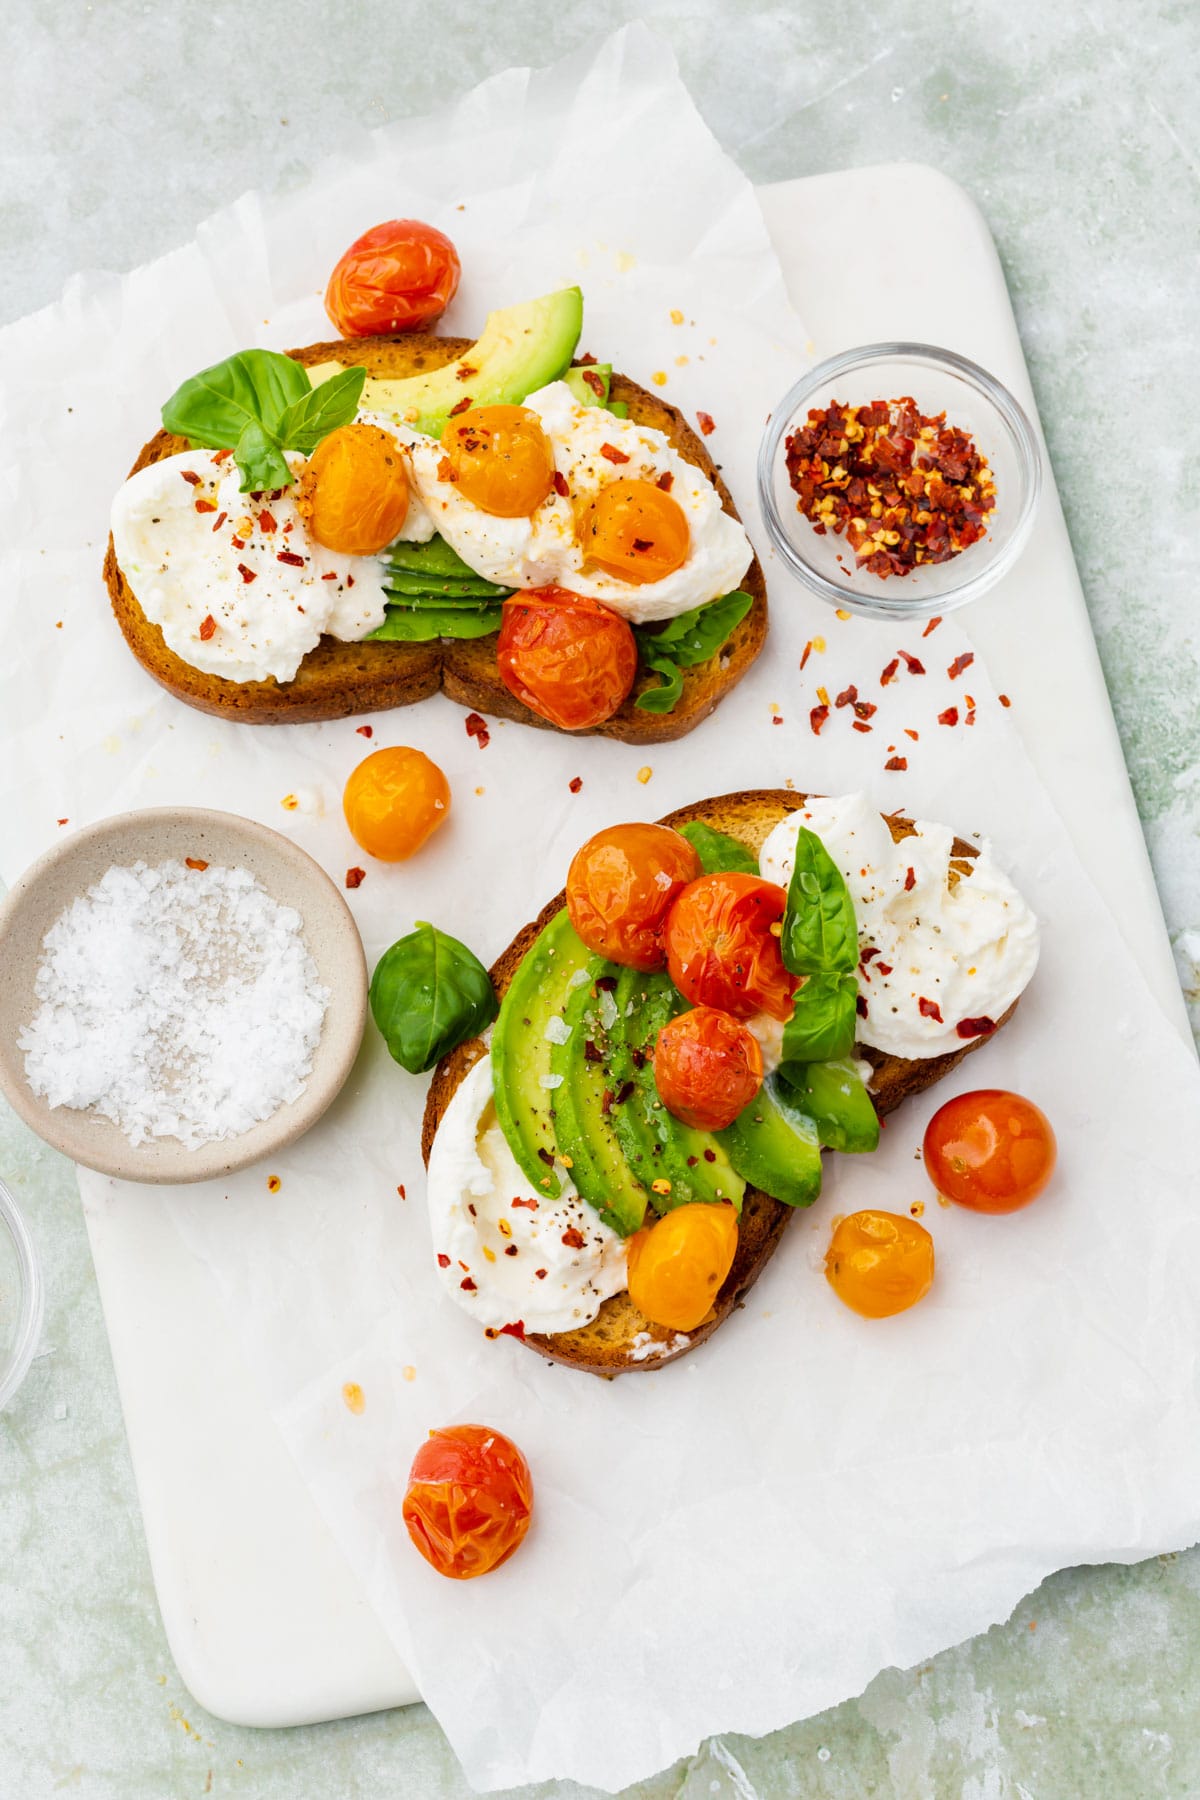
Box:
left=105, top=341, right=767, bottom=736
left=421, top=790, right=1020, bottom=1377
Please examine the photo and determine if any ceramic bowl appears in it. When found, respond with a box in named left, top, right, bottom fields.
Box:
left=0, top=809, right=367, bottom=1185
left=0, top=1178, right=43, bottom=1409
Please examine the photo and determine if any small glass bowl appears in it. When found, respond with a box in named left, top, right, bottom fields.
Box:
left=0, top=1178, right=43, bottom=1410
left=757, top=342, right=1042, bottom=621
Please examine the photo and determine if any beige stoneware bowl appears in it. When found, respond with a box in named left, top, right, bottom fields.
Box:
left=0, top=809, right=368, bottom=1184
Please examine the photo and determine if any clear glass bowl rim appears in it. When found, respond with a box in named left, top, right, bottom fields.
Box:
left=0, top=1176, right=44, bottom=1410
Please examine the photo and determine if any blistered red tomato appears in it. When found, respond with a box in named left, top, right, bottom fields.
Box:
left=343, top=746, right=450, bottom=861
left=923, top=1090, right=1056, bottom=1214
left=664, top=873, right=797, bottom=1021
left=579, top=477, right=690, bottom=585
left=626, top=1202, right=739, bottom=1332
left=825, top=1211, right=935, bottom=1319
left=325, top=219, right=461, bottom=336
left=566, top=823, right=701, bottom=970
left=653, top=1006, right=763, bottom=1131
left=496, top=588, right=637, bottom=731
left=402, top=1424, right=534, bottom=1581
left=298, top=422, right=410, bottom=554
left=439, top=405, right=555, bottom=517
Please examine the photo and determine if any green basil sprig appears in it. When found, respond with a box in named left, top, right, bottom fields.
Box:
left=780, top=827, right=859, bottom=977
left=677, top=820, right=758, bottom=875
left=780, top=972, right=859, bottom=1064
left=161, top=350, right=366, bottom=494
left=369, top=923, right=497, bottom=1074
left=634, top=589, right=753, bottom=714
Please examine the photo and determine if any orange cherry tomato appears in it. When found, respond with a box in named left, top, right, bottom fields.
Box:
left=439, top=405, right=556, bottom=518
left=496, top=587, right=637, bottom=731
left=297, top=422, right=410, bottom=555
left=343, top=746, right=450, bottom=861
left=653, top=1006, right=763, bottom=1131
left=325, top=219, right=461, bottom=336
left=923, top=1090, right=1057, bottom=1214
left=566, top=823, right=701, bottom=971
left=664, top=873, right=797, bottom=1021
left=626, top=1202, right=739, bottom=1333
left=402, top=1423, right=534, bottom=1581
left=825, top=1210, right=935, bottom=1319
left=579, top=477, right=690, bottom=585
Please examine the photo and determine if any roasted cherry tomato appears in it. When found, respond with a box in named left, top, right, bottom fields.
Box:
left=325, top=219, right=461, bottom=336
left=653, top=1006, right=763, bottom=1131
left=923, top=1090, right=1056, bottom=1214
left=664, top=873, right=797, bottom=1021
left=343, top=746, right=450, bottom=861
left=439, top=405, right=555, bottom=518
left=626, top=1202, right=739, bottom=1333
left=579, top=477, right=690, bottom=585
left=566, top=823, right=701, bottom=970
left=496, top=587, right=637, bottom=730
left=825, top=1210, right=935, bottom=1319
left=402, top=1423, right=534, bottom=1581
left=298, top=422, right=410, bottom=555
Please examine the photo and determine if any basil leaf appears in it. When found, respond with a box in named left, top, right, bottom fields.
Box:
left=234, top=419, right=292, bottom=494
left=779, top=971, right=858, bottom=1064
left=634, top=654, right=685, bottom=713
left=162, top=348, right=310, bottom=449
left=367, top=604, right=503, bottom=641
left=646, top=589, right=753, bottom=665
left=677, top=821, right=758, bottom=874
left=781, top=826, right=859, bottom=976
left=276, top=366, right=366, bottom=453
left=369, top=922, right=497, bottom=1074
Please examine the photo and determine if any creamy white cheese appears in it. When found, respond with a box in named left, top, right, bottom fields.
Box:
left=110, top=448, right=389, bottom=683
left=425, top=1052, right=628, bottom=1334
left=759, top=793, right=1039, bottom=1060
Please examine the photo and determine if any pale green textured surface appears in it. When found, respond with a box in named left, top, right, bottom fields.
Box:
left=2, top=2, right=1198, bottom=1796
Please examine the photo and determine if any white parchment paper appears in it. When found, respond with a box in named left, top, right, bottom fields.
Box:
left=3, top=26, right=1200, bottom=1794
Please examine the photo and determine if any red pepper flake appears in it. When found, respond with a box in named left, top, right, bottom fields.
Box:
left=613, top=1080, right=635, bottom=1107
left=861, top=946, right=880, bottom=964
left=512, top=1197, right=538, bottom=1210
left=198, top=613, right=217, bottom=639
left=552, top=470, right=569, bottom=497
left=347, top=574, right=355, bottom=587
left=345, top=867, right=366, bottom=889
left=965, top=707, right=977, bottom=727
left=460, top=1276, right=477, bottom=1292
left=880, top=657, right=899, bottom=686
left=697, top=411, right=716, bottom=436
left=578, top=352, right=598, bottom=366
left=258, top=509, right=277, bottom=534
left=185, top=857, right=209, bottom=871
left=854, top=699, right=877, bottom=720
left=230, top=536, right=245, bottom=550
left=277, top=549, right=305, bottom=567
left=897, top=650, right=925, bottom=674
left=494, top=1320, right=526, bottom=1340
left=504, top=1245, right=518, bottom=1257
left=212, top=447, right=233, bottom=465
left=236, top=563, right=257, bottom=584
left=919, top=997, right=944, bottom=1023
left=904, top=866, right=916, bottom=891
left=321, top=572, right=339, bottom=581
left=656, top=470, right=674, bottom=492
left=938, top=706, right=959, bottom=727
left=835, top=685, right=858, bottom=707
left=856, top=994, right=869, bottom=1018
left=922, top=616, right=943, bottom=637
left=904, top=728, right=919, bottom=741
left=535, top=1268, right=548, bottom=1280
left=194, top=498, right=217, bottom=514
left=810, top=703, right=829, bottom=736
left=437, top=455, right=457, bottom=482
left=180, top=470, right=202, bottom=486
left=569, top=775, right=583, bottom=794
left=211, top=511, right=227, bottom=533
left=800, top=640, right=813, bottom=671
left=771, top=714, right=784, bottom=726
left=437, top=1253, right=451, bottom=1268
left=582, top=368, right=605, bottom=398
left=449, top=395, right=472, bottom=416
left=397, top=1185, right=406, bottom=1200
left=957, top=1015, right=997, bottom=1039
left=561, top=1227, right=586, bottom=1250
left=600, top=443, right=630, bottom=464
left=703, top=1148, right=717, bottom=1163
left=948, top=651, right=975, bottom=679
left=875, top=961, right=893, bottom=977
left=999, top=693, right=1012, bottom=708
left=356, top=724, right=373, bottom=737
left=852, top=719, right=873, bottom=733
left=632, top=537, right=653, bottom=552
left=465, top=711, right=490, bottom=748
left=455, top=363, right=477, bottom=381
left=884, top=754, right=908, bottom=771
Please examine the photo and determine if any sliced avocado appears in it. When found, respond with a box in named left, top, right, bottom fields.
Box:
left=490, top=910, right=594, bottom=1199
left=607, top=400, right=629, bottom=419
left=384, top=535, right=484, bottom=580
left=308, top=288, right=584, bottom=437
left=607, top=968, right=745, bottom=1216
left=367, top=605, right=502, bottom=641
left=562, top=363, right=612, bottom=408
left=548, top=957, right=648, bottom=1237
left=382, top=569, right=511, bottom=599
left=716, top=1075, right=824, bottom=1209
left=777, top=1059, right=880, bottom=1154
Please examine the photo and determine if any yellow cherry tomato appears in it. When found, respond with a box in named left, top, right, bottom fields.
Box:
left=626, top=1201, right=738, bottom=1333
left=343, top=747, right=450, bottom=861
left=298, top=422, right=410, bottom=555
left=824, top=1210, right=934, bottom=1319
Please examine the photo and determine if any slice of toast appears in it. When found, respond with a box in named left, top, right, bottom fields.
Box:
left=104, top=340, right=767, bottom=737
left=421, top=790, right=1020, bottom=1378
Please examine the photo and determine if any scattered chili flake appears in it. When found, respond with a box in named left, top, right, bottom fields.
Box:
left=56, top=818, right=68, bottom=826
left=504, top=1245, right=518, bottom=1257
left=512, top=1196, right=538, bottom=1210
left=578, top=351, right=598, bottom=365
left=600, top=443, right=630, bottom=464
left=999, top=693, right=1012, bottom=708
left=185, top=857, right=209, bottom=871
left=212, top=447, right=233, bottom=465
left=810, top=703, right=829, bottom=736
left=880, top=657, right=899, bottom=686
left=465, top=711, right=490, bottom=748
left=783, top=397, right=996, bottom=576
left=583, top=1039, right=601, bottom=1062
left=460, top=1276, right=477, bottom=1292
left=281, top=794, right=299, bottom=810
left=904, top=728, right=919, bottom=741
left=582, top=368, right=605, bottom=398
left=347, top=574, right=355, bottom=587
left=496, top=1321, right=526, bottom=1340
left=852, top=720, right=873, bottom=733
left=800, top=640, right=813, bottom=671
left=561, top=1227, right=585, bottom=1249
left=180, top=470, right=202, bottom=486
left=552, top=470, right=569, bottom=497
left=856, top=994, right=869, bottom=1018
left=356, top=725, right=373, bottom=738
left=854, top=699, right=877, bottom=720
left=884, top=755, right=907, bottom=771
left=965, top=707, right=977, bottom=726
left=535, top=1268, right=547, bottom=1280
left=938, top=706, right=959, bottom=727
left=437, top=1253, right=451, bottom=1268
left=397, top=1185, right=406, bottom=1200
left=614, top=1080, right=636, bottom=1107
left=569, top=775, right=583, bottom=794
left=194, top=498, right=217, bottom=514
left=236, top=563, right=256, bottom=584
left=897, top=650, right=925, bottom=674
left=437, top=455, right=456, bottom=482
left=345, top=867, right=366, bottom=889
left=601, top=1088, right=615, bottom=1116
left=771, top=714, right=783, bottom=726
left=321, top=571, right=338, bottom=581
left=230, top=535, right=245, bottom=550
left=835, top=685, right=858, bottom=708
left=861, top=947, right=880, bottom=964
left=875, top=961, right=893, bottom=976
left=904, top=866, right=916, bottom=891
left=277, top=549, right=305, bottom=568
left=211, top=511, right=227, bottom=532
left=656, top=470, right=674, bottom=492
left=632, top=537, right=653, bottom=552
left=948, top=651, right=975, bottom=679
left=957, top=1015, right=997, bottom=1039
left=595, top=976, right=618, bottom=992
left=449, top=395, right=472, bottom=416
left=266, top=1174, right=281, bottom=1193
left=198, top=614, right=217, bottom=640
left=922, top=615, right=943, bottom=637
left=703, top=1148, right=716, bottom=1163
left=258, top=509, right=277, bottom=534
left=697, top=411, right=716, bottom=436
left=918, top=997, right=944, bottom=1023
left=455, top=363, right=477, bottom=381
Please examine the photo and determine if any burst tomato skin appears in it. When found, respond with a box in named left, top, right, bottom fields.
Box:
left=565, top=823, right=701, bottom=970
left=298, top=422, right=410, bottom=554
left=825, top=1211, right=935, bottom=1319
left=664, top=873, right=797, bottom=1021
left=439, top=405, right=555, bottom=518
left=626, top=1202, right=739, bottom=1332
left=325, top=219, right=461, bottom=336
left=923, top=1090, right=1056, bottom=1214
left=579, top=477, right=690, bottom=584
left=402, top=1424, right=534, bottom=1581
left=653, top=1006, right=763, bottom=1131
left=496, top=588, right=637, bottom=731
left=343, top=746, right=450, bottom=861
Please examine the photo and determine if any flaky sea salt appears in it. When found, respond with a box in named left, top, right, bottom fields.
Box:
left=20, top=860, right=329, bottom=1150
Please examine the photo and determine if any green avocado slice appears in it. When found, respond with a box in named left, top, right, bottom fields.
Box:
left=490, top=910, right=591, bottom=1200
left=716, top=1074, right=824, bottom=1209
left=548, top=957, right=649, bottom=1237
left=777, top=1058, right=880, bottom=1154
